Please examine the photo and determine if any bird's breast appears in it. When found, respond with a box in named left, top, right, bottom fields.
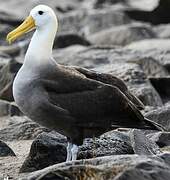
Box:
left=13, top=67, right=38, bottom=113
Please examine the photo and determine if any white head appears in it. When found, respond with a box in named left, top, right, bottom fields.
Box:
left=7, top=5, right=58, bottom=43
left=30, top=5, right=58, bottom=30
left=7, top=5, right=58, bottom=66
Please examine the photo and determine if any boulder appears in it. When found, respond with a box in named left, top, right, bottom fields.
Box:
left=20, top=154, right=170, bottom=180
left=88, top=23, right=156, bottom=46
left=0, top=59, right=22, bottom=101
left=153, top=24, right=170, bottom=38
left=53, top=33, right=91, bottom=48
left=0, top=116, right=49, bottom=141
left=130, top=129, right=161, bottom=155
left=20, top=131, right=133, bottom=173
left=0, top=100, right=10, bottom=117
left=125, top=0, right=170, bottom=25
left=145, top=105, right=170, bottom=131
left=0, top=140, right=15, bottom=157
left=59, top=8, right=131, bottom=35
left=147, top=132, right=170, bottom=147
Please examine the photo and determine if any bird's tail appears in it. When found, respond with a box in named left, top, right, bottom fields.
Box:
left=144, top=117, right=165, bottom=131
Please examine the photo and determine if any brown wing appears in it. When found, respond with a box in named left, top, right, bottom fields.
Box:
left=68, top=66, right=145, bottom=110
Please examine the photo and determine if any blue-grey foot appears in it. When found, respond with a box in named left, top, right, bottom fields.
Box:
left=71, top=144, right=79, bottom=161
left=66, top=142, right=79, bottom=161
left=66, top=142, right=73, bottom=162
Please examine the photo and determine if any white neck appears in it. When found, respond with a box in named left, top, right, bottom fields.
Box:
left=24, top=21, right=57, bottom=68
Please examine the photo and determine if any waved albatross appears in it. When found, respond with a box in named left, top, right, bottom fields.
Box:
left=7, top=5, right=163, bottom=161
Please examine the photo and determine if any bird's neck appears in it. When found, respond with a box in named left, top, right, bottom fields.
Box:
left=24, top=24, right=57, bottom=67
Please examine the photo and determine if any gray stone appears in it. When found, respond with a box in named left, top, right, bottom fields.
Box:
left=153, top=24, right=170, bottom=39
left=0, top=100, right=10, bottom=117
left=19, top=154, right=170, bottom=180
left=20, top=131, right=133, bottom=173
left=147, top=132, right=170, bottom=148
left=88, top=23, right=156, bottom=46
left=0, top=116, right=49, bottom=141
left=59, top=8, right=131, bottom=35
left=130, top=129, right=161, bottom=155
left=0, top=59, right=22, bottom=101
left=0, top=140, right=15, bottom=157
left=53, top=33, right=91, bottom=48
left=94, top=0, right=127, bottom=8
left=0, top=0, right=81, bottom=18
left=145, top=105, right=170, bottom=131
left=125, top=39, right=170, bottom=70
left=0, top=100, right=21, bottom=117
left=149, top=77, right=170, bottom=104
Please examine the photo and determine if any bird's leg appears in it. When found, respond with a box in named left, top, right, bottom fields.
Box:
left=71, top=144, right=79, bottom=161
left=66, top=142, right=73, bottom=162
left=92, top=136, right=96, bottom=158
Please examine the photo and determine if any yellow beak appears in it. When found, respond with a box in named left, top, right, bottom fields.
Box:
left=6, top=16, right=35, bottom=44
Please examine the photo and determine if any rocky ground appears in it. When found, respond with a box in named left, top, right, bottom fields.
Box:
left=1, top=0, right=170, bottom=179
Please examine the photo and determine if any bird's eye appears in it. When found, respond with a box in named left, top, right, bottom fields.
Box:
left=38, top=11, right=44, bottom=15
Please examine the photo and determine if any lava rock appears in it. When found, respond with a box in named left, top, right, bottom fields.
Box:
left=54, top=33, right=91, bottom=48
left=0, top=100, right=21, bottom=117
left=147, top=132, right=170, bottom=148
left=130, top=129, right=161, bottom=155
left=0, top=0, right=81, bottom=18
left=149, top=77, right=170, bottom=103
left=0, top=59, right=22, bottom=101
left=0, top=100, right=10, bottom=117
left=20, top=131, right=133, bottom=173
left=125, top=0, right=170, bottom=25
left=94, top=0, right=126, bottom=8
left=88, top=23, right=156, bottom=46
left=153, top=24, right=170, bottom=38
left=145, top=105, right=170, bottom=131
left=9, top=102, right=23, bottom=116
left=20, top=154, right=170, bottom=180
left=0, top=116, right=49, bottom=141
left=60, top=8, right=131, bottom=35
left=0, top=140, right=15, bottom=157
left=20, top=131, right=67, bottom=173
left=125, top=39, right=170, bottom=72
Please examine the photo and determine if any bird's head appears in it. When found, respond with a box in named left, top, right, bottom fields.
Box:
left=6, top=5, right=58, bottom=44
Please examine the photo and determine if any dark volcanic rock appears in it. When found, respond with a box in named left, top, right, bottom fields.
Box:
left=88, top=23, right=156, bottom=46
left=0, top=100, right=10, bottom=117
left=20, top=131, right=133, bottom=173
left=145, top=105, right=170, bottom=131
left=130, top=129, right=161, bottom=155
left=0, top=0, right=80, bottom=18
left=149, top=77, right=170, bottom=103
left=125, top=39, right=170, bottom=72
left=0, top=140, right=15, bottom=157
left=0, top=116, right=49, bottom=141
left=147, top=132, right=170, bottom=148
left=59, top=8, right=131, bottom=35
left=0, top=100, right=22, bottom=117
left=54, top=33, right=91, bottom=48
left=20, top=154, right=170, bottom=180
left=0, top=11, right=22, bottom=26
left=0, top=59, right=22, bottom=101
left=79, top=131, right=133, bottom=159
left=114, top=159, right=170, bottom=180
left=153, top=24, right=170, bottom=38
left=20, top=132, right=67, bottom=173
left=125, top=0, right=170, bottom=25
left=94, top=0, right=127, bottom=8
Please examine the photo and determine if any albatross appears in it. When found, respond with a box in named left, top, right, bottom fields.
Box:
left=7, top=5, right=163, bottom=161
